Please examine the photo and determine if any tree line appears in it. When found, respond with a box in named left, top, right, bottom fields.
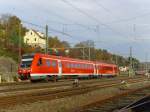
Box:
left=0, top=14, right=140, bottom=69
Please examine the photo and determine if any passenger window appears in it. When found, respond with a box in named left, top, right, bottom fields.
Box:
left=78, top=64, right=80, bottom=68
left=85, top=64, right=87, bottom=69
left=71, top=63, right=74, bottom=68
left=52, top=61, right=56, bottom=67
left=82, top=64, right=84, bottom=69
left=75, top=64, right=77, bottom=68
left=46, top=60, right=50, bottom=67
left=67, top=63, right=70, bottom=68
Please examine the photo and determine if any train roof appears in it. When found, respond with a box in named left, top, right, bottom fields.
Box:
left=35, top=53, right=94, bottom=63
left=95, top=62, right=117, bottom=67
left=23, top=53, right=117, bottom=66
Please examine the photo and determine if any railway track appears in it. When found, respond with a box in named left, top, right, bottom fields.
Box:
left=0, top=76, right=144, bottom=94
left=0, top=75, right=140, bottom=87
left=79, top=85, right=150, bottom=112
left=0, top=76, right=147, bottom=109
left=0, top=76, right=144, bottom=95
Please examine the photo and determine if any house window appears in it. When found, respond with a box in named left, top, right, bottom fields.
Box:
left=26, top=39, right=29, bottom=44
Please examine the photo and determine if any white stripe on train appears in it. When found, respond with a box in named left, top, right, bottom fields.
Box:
left=30, top=73, right=116, bottom=76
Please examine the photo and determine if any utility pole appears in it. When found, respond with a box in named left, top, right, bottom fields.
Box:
left=88, top=47, right=91, bottom=61
left=129, top=46, right=134, bottom=77
left=45, top=25, right=48, bottom=54
left=115, top=55, right=118, bottom=65
left=63, top=24, right=67, bottom=33
left=82, top=47, right=85, bottom=59
left=145, top=53, right=148, bottom=73
left=130, top=46, right=132, bottom=69
left=18, top=23, right=22, bottom=63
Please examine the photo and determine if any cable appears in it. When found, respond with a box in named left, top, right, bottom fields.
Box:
left=25, top=0, right=97, bottom=32
left=61, top=0, right=130, bottom=38
left=22, top=20, right=79, bottom=41
left=107, top=12, right=150, bottom=24
left=94, top=0, right=112, bottom=14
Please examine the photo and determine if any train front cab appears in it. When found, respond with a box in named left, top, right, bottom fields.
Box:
left=29, top=54, right=60, bottom=82
left=18, top=54, right=34, bottom=80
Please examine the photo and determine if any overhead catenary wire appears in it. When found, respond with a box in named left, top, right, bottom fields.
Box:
left=22, top=20, right=80, bottom=41
left=61, top=0, right=130, bottom=38
left=107, top=12, right=150, bottom=24
left=25, top=0, right=98, bottom=32
left=94, top=0, right=112, bottom=14
left=22, top=20, right=109, bottom=45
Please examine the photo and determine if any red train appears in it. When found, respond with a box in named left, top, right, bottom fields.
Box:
left=18, top=53, right=118, bottom=81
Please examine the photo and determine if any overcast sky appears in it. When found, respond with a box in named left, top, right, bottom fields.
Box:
left=1, top=0, right=150, bottom=61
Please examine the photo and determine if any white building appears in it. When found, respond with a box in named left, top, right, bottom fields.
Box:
left=24, top=29, right=46, bottom=48
left=119, top=66, right=129, bottom=72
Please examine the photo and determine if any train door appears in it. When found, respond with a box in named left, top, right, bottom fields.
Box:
left=113, top=67, right=115, bottom=75
left=94, top=64, right=96, bottom=75
left=58, top=60, right=62, bottom=76
left=96, top=64, right=99, bottom=75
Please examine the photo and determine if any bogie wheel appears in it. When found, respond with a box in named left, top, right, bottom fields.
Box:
left=30, top=80, right=36, bottom=83
left=29, top=76, right=36, bottom=83
left=45, top=76, right=50, bottom=82
left=53, top=75, right=58, bottom=82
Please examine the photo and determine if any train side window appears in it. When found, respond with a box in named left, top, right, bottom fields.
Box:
left=69, top=63, right=71, bottom=68
left=81, top=64, right=84, bottom=69
left=78, top=64, right=80, bottom=68
left=52, top=61, right=56, bottom=67
left=68, top=63, right=70, bottom=68
left=74, top=64, right=76, bottom=68
left=75, top=64, right=78, bottom=68
left=37, top=58, right=42, bottom=66
left=82, top=64, right=84, bottom=69
left=85, top=64, right=87, bottom=69
left=46, top=60, right=50, bottom=67
left=73, top=63, right=75, bottom=68
left=67, top=63, right=69, bottom=68
left=68, top=63, right=71, bottom=68
left=77, top=64, right=79, bottom=68
left=90, top=65, right=92, bottom=69
left=71, top=63, right=74, bottom=68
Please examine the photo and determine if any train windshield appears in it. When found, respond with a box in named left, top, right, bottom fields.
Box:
left=20, top=54, right=34, bottom=68
left=21, top=60, right=32, bottom=68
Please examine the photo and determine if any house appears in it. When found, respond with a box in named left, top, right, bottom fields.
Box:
left=119, top=66, right=129, bottom=72
left=24, top=29, right=46, bottom=48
